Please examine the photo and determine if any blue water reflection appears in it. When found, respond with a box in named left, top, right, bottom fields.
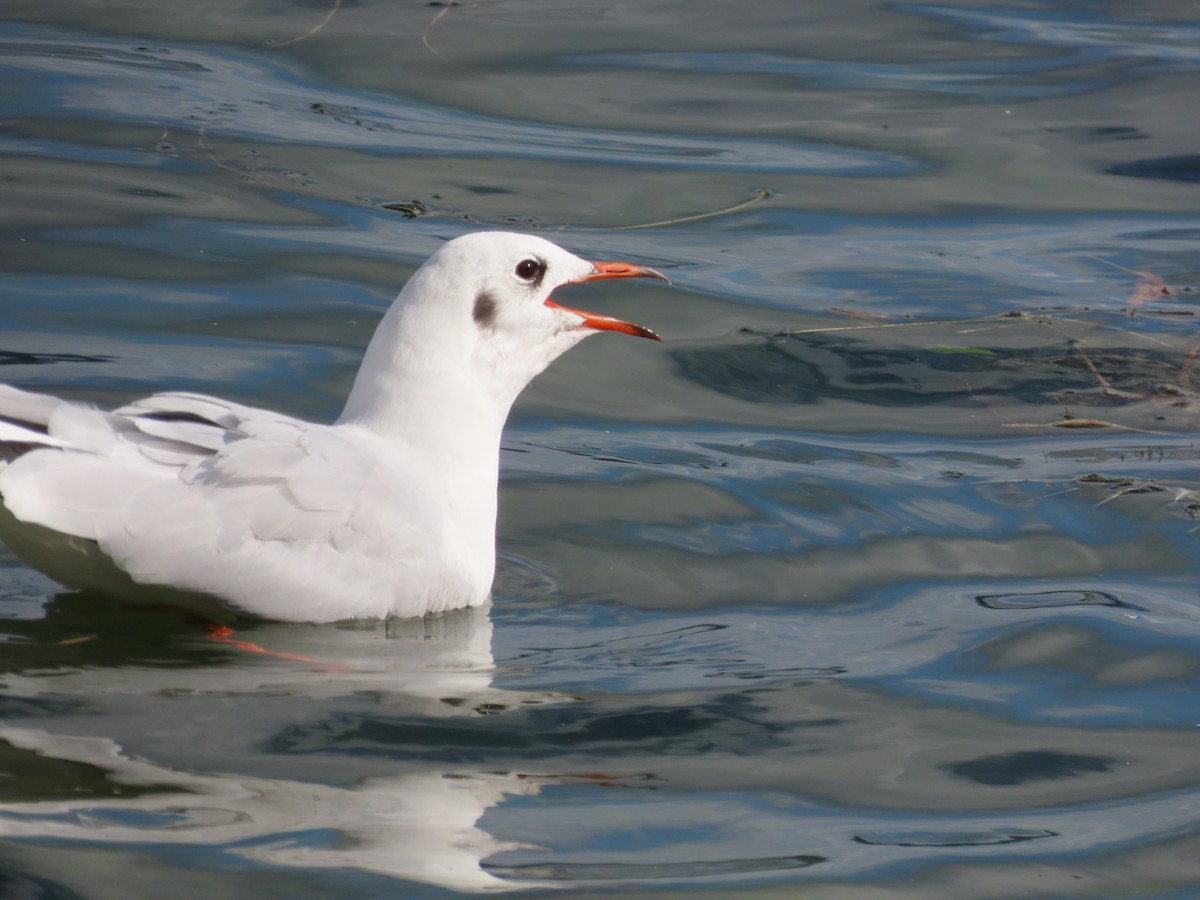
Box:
left=1, top=26, right=916, bottom=175
left=565, top=8, right=1200, bottom=96
left=3, top=0, right=1200, bottom=895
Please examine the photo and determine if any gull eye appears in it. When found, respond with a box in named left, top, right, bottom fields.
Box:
left=515, top=258, right=544, bottom=283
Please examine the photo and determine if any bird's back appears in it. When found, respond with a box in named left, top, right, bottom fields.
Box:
left=0, top=386, right=492, bottom=620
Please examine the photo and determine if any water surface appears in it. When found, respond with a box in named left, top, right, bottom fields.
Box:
left=2, top=0, right=1199, bottom=896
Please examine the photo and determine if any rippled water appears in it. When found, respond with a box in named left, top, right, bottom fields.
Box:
left=2, top=1, right=1199, bottom=896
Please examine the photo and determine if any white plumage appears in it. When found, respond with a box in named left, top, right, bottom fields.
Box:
left=0, top=232, right=666, bottom=621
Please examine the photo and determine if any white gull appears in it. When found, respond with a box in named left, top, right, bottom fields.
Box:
left=0, top=232, right=667, bottom=622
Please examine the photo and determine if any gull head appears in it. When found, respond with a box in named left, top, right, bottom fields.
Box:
left=411, top=231, right=665, bottom=351
left=342, top=232, right=668, bottom=425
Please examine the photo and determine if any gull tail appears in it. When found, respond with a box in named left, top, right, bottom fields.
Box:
left=0, top=385, right=74, bottom=462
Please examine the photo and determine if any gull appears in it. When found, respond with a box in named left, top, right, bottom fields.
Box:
left=0, top=232, right=667, bottom=622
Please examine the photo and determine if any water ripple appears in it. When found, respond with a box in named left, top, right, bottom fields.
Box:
left=0, top=28, right=916, bottom=175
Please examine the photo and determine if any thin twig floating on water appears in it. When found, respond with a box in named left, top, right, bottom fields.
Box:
left=197, top=121, right=254, bottom=181
left=778, top=313, right=1027, bottom=336
left=608, top=188, right=772, bottom=231
left=1084, top=255, right=1145, bottom=278
left=422, top=2, right=461, bottom=58
left=56, top=634, right=98, bottom=647
left=1071, top=340, right=1112, bottom=390
left=1094, top=480, right=1160, bottom=506
left=784, top=307, right=1176, bottom=348
left=271, top=0, right=343, bottom=48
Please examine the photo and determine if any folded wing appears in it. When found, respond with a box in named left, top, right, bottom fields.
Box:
left=0, top=386, right=466, bottom=620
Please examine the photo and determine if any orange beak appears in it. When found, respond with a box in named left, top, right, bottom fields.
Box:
left=545, top=261, right=669, bottom=341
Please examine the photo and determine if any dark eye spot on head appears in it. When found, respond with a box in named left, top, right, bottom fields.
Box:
left=515, top=257, right=546, bottom=286
left=473, top=289, right=498, bottom=329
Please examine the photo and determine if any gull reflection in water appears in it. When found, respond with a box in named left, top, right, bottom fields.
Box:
left=0, top=603, right=566, bottom=893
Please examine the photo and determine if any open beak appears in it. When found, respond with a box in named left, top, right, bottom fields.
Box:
left=545, top=261, right=669, bottom=341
